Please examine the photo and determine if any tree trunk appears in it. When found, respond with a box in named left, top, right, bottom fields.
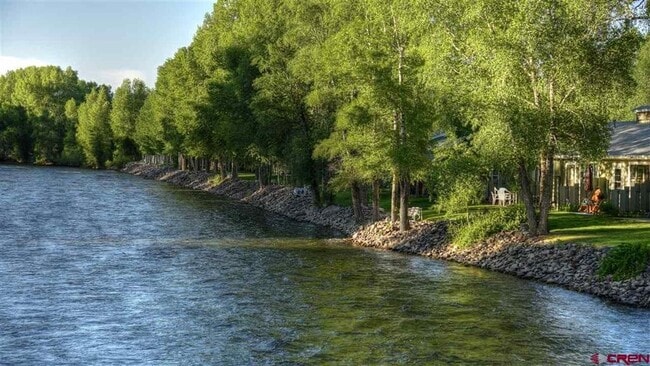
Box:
left=218, top=159, right=226, bottom=180
left=518, top=158, right=538, bottom=235
left=179, top=153, right=186, bottom=171
left=310, top=163, right=322, bottom=207
left=351, top=181, right=364, bottom=224
left=391, top=170, right=399, bottom=223
left=257, top=165, right=269, bottom=187
left=231, top=160, right=239, bottom=180
left=399, top=176, right=410, bottom=231
left=372, top=179, right=381, bottom=222
left=322, top=165, right=335, bottom=206
left=537, top=150, right=554, bottom=235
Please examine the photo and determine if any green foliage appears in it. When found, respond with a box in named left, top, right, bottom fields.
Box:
left=431, top=137, right=489, bottom=214
left=0, top=66, right=95, bottom=164
left=0, top=104, right=31, bottom=162
left=455, top=0, right=644, bottom=235
left=110, top=79, right=148, bottom=167
left=77, top=87, right=113, bottom=168
left=134, top=92, right=165, bottom=155
left=450, top=205, right=526, bottom=248
left=598, top=201, right=620, bottom=217
left=598, top=243, right=650, bottom=281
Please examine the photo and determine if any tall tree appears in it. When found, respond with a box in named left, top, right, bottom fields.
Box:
left=59, top=98, right=84, bottom=166
left=311, top=0, right=439, bottom=230
left=0, top=103, right=31, bottom=162
left=462, top=0, right=644, bottom=235
left=134, top=92, right=166, bottom=156
left=77, top=87, right=113, bottom=168
left=110, top=78, right=149, bottom=166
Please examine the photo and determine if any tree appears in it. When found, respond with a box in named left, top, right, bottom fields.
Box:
left=309, top=0, right=440, bottom=230
left=59, top=98, right=84, bottom=166
left=134, top=92, right=165, bottom=155
left=110, top=79, right=149, bottom=166
left=77, top=87, right=113, bottom=168
left=631, top=36, right=650, bottom=114
left=460, top=0, right=644, bottom=235
left=0, top=103, right=31, bottom=162
left=0, top=66, right=95, bottom=164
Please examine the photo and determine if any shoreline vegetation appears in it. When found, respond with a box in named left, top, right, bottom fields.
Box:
left=124, top=162, right=650, bottom=308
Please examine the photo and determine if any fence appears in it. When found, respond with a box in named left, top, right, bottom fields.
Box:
left=608, top=183, right=650, bottom=212
left=556, top=181, right=650, bottom=213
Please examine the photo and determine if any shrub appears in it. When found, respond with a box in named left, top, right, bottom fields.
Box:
left=598, top=201, right=619, bottom=216
left=597, top=243, right=650, bottom=281
left=450, top=205, right=526, bottom=248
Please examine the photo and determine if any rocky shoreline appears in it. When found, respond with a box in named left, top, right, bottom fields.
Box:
left=123, top=162, right=650, bottom=308
left=122, top=162, right=369, bottom=235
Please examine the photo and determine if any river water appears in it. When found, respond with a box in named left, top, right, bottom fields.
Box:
left=0, top=165, right=648, bottom=365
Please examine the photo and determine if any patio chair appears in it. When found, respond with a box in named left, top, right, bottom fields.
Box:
left=408, top=207, right=423, bottom=221
left=497, top=188, right=512, bottom=205
left=490, top=187, right=498, bottom=205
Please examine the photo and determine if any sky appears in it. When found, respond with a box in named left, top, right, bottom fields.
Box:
left=0, top=0, right=214, bottom=89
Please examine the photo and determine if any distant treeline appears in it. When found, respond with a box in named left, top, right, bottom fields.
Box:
left=1, top=0, right=649, bottom=233
left=0, top=66, right=148, bottom=168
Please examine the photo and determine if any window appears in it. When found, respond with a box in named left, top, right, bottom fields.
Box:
left=632, top=165, right=649, bottom=185
left=614, top=168, right=622, bottom=189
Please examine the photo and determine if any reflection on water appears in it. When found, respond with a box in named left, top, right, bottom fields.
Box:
left=0, top=165, right=648, bottom=364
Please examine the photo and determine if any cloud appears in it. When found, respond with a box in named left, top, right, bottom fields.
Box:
left=0, top=55, right=49, bottom=75
left=96, top=69, right=149, bottom=89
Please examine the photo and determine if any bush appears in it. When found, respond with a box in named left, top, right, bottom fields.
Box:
left=450, top=205, right=526, bottom=248
left=597, top=243, right=650, bottom=281
left=598, top=201, right=619, bottom=216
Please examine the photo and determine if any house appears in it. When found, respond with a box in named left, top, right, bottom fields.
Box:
left=555, top=106, right=650, bottom=212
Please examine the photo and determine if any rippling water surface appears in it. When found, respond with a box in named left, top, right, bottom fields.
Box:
left=1, top=165, right=649, bottom=365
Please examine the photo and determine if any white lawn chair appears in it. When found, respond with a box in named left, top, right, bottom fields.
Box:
left=497, top=188, right=512, bottom=205
left=408, top=207, right=423, bottom=221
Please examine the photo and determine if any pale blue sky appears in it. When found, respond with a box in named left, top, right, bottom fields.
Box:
left=0, top=0, right=214, bottom=89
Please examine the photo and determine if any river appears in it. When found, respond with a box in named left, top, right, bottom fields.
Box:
left=0, top=165, right=648, bottom=365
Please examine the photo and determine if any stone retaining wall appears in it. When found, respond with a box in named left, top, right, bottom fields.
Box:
left=123, top=162, right=650, bottom=308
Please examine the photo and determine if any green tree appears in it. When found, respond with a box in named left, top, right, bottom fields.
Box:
left=110, top=78, right=149, bottom=167
left=0, top=66, right=94, bottom=164
left=461, top=0, right=644, bottom=235
left=631, top=37, right=650, bottom=115
left=58, top=98, right=84, bottom=166
left=0, top=103, right=31, bottom=162
left=77, top=87, right=113, bottom=168
left=310, top=0, right=440, bottom=230
left=134, top=92, right=166, bottom=155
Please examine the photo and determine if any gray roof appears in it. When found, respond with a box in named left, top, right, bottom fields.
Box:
left=633, top=105, right=650, bottom=113
left=607, top=122, right=650, bottom=158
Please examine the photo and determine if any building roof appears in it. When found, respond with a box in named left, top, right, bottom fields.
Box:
left=607, top=121, right=650, bottom=158
left=633, top=105, right=650, bottom=113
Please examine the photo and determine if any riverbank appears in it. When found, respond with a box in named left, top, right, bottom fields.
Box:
left=123, top=162, right=650, bottom=308
left=122, top=162, right=370, bottom=235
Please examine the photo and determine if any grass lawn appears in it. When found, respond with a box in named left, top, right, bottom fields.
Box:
left=545, top=212, right=650, bottom=247
left=333, top=189, right=506, bottom=221
left=333, top=189, right=650, bottom=247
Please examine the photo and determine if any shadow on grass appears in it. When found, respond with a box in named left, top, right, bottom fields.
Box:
left=548, top=212, right=650, bottom=246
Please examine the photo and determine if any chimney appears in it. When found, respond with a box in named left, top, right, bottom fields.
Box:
left=633, top=105, right=650, bottom=123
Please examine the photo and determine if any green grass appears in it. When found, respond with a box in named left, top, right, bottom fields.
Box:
left=333, top=189, right=503, bottom=221
left=336, top=189, right=650, bottom=247
left=237, top=173, right=257, bottom=181
left=597, top=243, right=650, bottom=280
left=546, top=212, right=650, bottom=247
